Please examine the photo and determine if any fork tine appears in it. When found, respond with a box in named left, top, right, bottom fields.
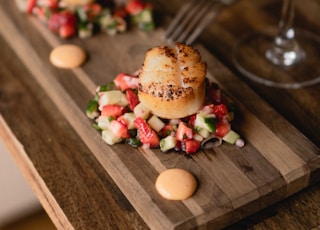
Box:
left=164, top=0, right=197, bottom=41
left=175, top=0, right=216, bottom=43
left=186, top=5, right=223, bottom=44
left=186, top=0, right=238, bottom=44
left=165, top=0, right=237, bottom=45
left=165, top=0, right=208, bottom=43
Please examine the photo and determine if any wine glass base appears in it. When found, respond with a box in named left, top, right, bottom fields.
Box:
left=232, top=29, right=320, bottom=89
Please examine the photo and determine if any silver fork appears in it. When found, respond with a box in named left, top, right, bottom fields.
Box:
left=165, top=0, right=237, bottom=44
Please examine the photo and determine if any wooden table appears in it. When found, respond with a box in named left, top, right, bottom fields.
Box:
left=1, top=0, right=319, bottom=229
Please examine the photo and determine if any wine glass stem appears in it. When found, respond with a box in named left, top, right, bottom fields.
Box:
left=266, top=0, right=305, bottom=66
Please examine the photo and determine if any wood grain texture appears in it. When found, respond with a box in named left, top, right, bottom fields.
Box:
left=0, top=0, right=319, bottom=229
left=0, top=32, right=147, bottom=230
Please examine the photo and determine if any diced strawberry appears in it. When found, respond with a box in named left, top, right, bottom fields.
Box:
left=212, top=104, right=228, bottom=119
left=182, top=139, right=201, bottom=154
left=200, top=104, right=228, bottom=119
left=27, top=0, right=36, bottom=14
left=114, top=73, right=139, bottom=91
left=83, top=3, right=102, bottom=20
left=215, top=121, right=231, bottom=137
left=50, top=0, right=59, bottom=9
left=59, top=11, right=77, bottom=38
left=48, top=12, right=60, bottom=33
left=117, top=114, right=125, bottom=124
left=109, top=120, right=129, bottom=138
left=134, top=117, right=159, bottom=147
left=176, top=122, right=193, bottom=141
left=126, top=89, right=139, bottom=110
left=59, top=24, right=76, bottom=38
left=113, top=6, right=128, bottom=18
left=33, top=7, right=48, bottom=22
left=174, top=141, right=181, bottom=151
left=101, top=104, right=124, bottom=117
left=188, top=114, right=197, bottom=126
left=59, top=10, right=76, bottom=25
left=48, top=10, right=76, bottom=38
left=139, top=130, right=159, bottom=148
left=126, top=0, right=144, bottom=15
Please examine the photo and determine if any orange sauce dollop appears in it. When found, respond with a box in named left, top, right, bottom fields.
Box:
left=155, top=168, right=197, bottom=200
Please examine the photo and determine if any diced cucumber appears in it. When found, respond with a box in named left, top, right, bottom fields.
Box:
left=119, top=92, right=129, bottom=106
left=97, top=82, right=117, bottom=92
left=102, top=129, right=122, bottom=145
left=204, top=117, right=217, bottom=133
left=98, top=90, right=128, bottom=110
left=139, top=9, right=153, bottom=22
left=193, top=133, right=204, bottom=142
left=92, top=123, right=102, bottom=131
left=86, top=100, right=99, bottom=119
left=148, top=115, right=165, bottom=132
left=160, top=136, right=177, bottom=152
left=133, top=102, right=151, bottom=120
left=194, top=113, right=205, bottom=129
left=198, top=128, right=210, bottom=138
left=222, top=130, right=240, bottom=144
left=194, top=113, right=217, bottom=133
left=97, top=116, right=113, bottom=130
left=123, top=112, right=136, bottom=129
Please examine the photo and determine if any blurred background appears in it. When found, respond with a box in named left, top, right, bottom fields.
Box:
left=0, top=140, right=55, bottom=230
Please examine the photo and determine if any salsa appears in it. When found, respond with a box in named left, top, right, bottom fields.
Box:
left=86, top=72, right=245, bottom=154
left=15, top=0, right=155, bottom=39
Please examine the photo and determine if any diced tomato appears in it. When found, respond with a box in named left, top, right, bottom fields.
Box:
left=126, top=89, right=139, bottom=110
left=101, top=104, right=124, bottom=117
left=114, top=73, right=139, bottom=91
left=126, top=0, right=144, bottom=15
left=109, top=120, right=129, bottom=138
left=176, top=122, right=193, bottom=141
left=212, top=104, right=228, bottom=119
left=182, top=139, right=201, bottom=154
left=134, top=117, right=159, bottom=147
left=215, top=121, right=231, bottom=137
left=27, top=0, right=36, bottom=14
left=158, top=124, right=175, bottom=137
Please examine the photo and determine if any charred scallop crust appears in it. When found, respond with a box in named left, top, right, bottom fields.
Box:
left=138, top=43, right=207, bottom=119
left=138, top=83, right=193, bottom=101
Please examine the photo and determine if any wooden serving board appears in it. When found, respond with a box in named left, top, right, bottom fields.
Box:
left=1, top=2, right=319, bottom=229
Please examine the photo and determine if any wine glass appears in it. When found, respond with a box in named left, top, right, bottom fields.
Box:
left=232, top=0, right=320, bottom=89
